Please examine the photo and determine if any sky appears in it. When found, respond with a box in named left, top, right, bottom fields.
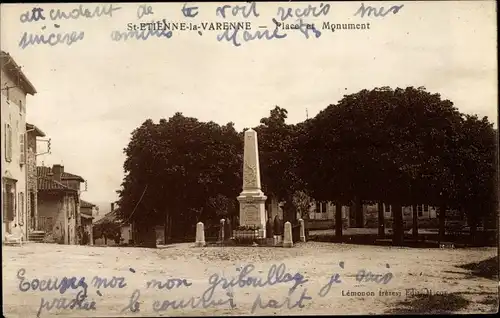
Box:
left=1, top=1, right=497, bottom=210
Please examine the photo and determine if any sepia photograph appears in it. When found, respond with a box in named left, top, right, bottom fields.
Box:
left=1, top=1, right=498, bottom=316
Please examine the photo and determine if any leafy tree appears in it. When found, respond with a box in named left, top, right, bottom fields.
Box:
left=300, top=86, right=468, bottom=245
left=117, top=114, right=242, bottom=246
left=452, top=115, right=497, bottom=240
left=254, top=106, right=304, bottom=223
left=292, top=190, right=313, bottom=220
left=93, top=219, right=121, bottom=245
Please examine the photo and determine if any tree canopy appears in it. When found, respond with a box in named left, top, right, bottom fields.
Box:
left=117, top=113, right=242, bottom=243
left=117, top=87, right=497, bottom=245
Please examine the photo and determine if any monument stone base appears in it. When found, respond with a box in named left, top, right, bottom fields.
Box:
left=237, top=191, right=267, bottom=239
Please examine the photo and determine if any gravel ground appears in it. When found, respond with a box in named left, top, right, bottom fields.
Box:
left=2, top=242, right=498, bottom=317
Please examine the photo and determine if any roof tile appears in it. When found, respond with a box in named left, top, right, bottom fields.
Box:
left=37, top=166, right=85, bottom=182
left=37, top=177, right=76, bottom=192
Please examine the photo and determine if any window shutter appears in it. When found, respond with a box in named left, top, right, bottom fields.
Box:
left=2, top=186, right=7, bottom=222
left=20, top=133, right=26, bottom=165
left=18, top=192, right=24, bottom=225
left=7, top=124, right=12, bottom=162
left=4, top=123, right=8, bottom=161
left=11, top=190, right=16, bottom=219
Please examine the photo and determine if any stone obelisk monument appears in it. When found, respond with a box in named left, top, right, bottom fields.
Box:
left=237, top=129, right=267, bottom=238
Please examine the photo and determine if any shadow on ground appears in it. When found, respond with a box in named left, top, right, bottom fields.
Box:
left=385, top=293, right=471, bottom=314
left=457, top=256, right=498, bottom=280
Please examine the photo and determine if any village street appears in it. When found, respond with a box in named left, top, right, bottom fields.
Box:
left=3, top=242, right=497, bottom=317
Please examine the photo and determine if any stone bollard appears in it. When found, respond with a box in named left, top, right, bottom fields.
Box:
left=299, top=219, right=306, bottom=242
left=220, top=219, right=225, bottom=241
left=195, top=222, right=206, bottom=247
left=283, top=221, right=293, bottom=248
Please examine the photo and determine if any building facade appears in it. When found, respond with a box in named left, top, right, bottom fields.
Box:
left=1, top=51, right=37, bottom=242
left=26, top=123, right=45, bottom=233
left=37, top=165, right=85, bottom=244
left=80, top=199, right=98, bottom=245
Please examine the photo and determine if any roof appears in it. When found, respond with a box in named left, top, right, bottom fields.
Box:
left=37, top=177, right=77, bottom=192
left=26, top=123, right=46, bottom=137
left=94, top=210, right=120, bottom=225
left=37, top=166, right=85, bottom=182
left=80, top=199, right=96, bottom=209
left=1, top=51, right=37, bottom=95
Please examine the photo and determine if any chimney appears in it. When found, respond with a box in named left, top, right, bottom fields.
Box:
left=111, top=203, right=115, bottom=212
left=52, top=164, right=64, bottom=181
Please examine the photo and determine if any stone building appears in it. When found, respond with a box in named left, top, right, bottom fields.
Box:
left=80, top=199, right=98, bottom=245
left=25, top=123, right=45, bottom=234
left=37, top=165, right=85, bottom=244
left=1, top=51, right=37, bottom=242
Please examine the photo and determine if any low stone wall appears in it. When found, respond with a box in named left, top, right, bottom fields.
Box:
left=308, top=217, right=441, bottom=230
left=306, top=219, right=349, bottom=230
left=306, top=219, right=334, bottom=230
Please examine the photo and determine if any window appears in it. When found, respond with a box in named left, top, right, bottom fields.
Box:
left=423, top=205, right=429, bottom=212
left=19, top=100, right=23, bottom=114
left=18, top=192, right=24, bottom=225
left=315, top=201, right=327, bottom=213
left=19, top=132, right=26, bottom=165
left=321, top=202, right=327, bottom=213
left=384, top=204, right=392, bottom=217
left=3, top=180, right=16, bottom=222
left=417, top=205, right=423, bottom=217
left=4, top=123, right=12, bottom=162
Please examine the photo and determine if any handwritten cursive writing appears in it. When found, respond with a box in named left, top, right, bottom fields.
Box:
left=49, top=4, right=122, bottom=21
left=17, top=268, right=88, bottom=297
left=251, top=288, right=313, bottom=313
left=216, top=2, right=259, bottom=18
left=318, top=273, right=342, bottom=297
left=18, top=31, right=85, bottom=49
left=355, top=269, right=393, bottom=284
left=147, top=277, right=192, bottom=290
left=91, top=275, right=127, bottom=289
left=137, top=4, right=154, bottom=19
left=277, top=3, right=330, bottom=22
left=121, top=289, right=141, bottom=313
left=37, top=291, right=96, bottom=318
left=203, top=263, right=308, bottom=301
left=152, top=291, right=236, bottom=312
left=354, top=3, right=404, bottom=18
left=217, top=27, right=286, bottom=47
left=182, top=3, right=199, bottom=18
left=111, top=29, right=173, bottom=42
left=19, top=8, right=45, bottom=23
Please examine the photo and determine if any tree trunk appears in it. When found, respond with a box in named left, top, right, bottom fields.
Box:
left=168, top=213, right=173, bottom=241
left=412, top=203, right=418, bottom=240
left=438, top=203, right=446, bottom=245
left=335, top=202, right=343, bottom=238
left=283, top=199, right=297, bottom=224
left=354, top=197, right=364, bottom=228
left=468, top=211, right=478, bottom=246
left=392, top=203, right=404, bottom=246
left=104, top=236, right=107, bottom=245
left=164, top=209, right=169, bottom=245
left=377, top=201, right=385, bottom=238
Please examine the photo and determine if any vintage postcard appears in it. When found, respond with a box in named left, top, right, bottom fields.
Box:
left=1, top=1, right=498, bottom=317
